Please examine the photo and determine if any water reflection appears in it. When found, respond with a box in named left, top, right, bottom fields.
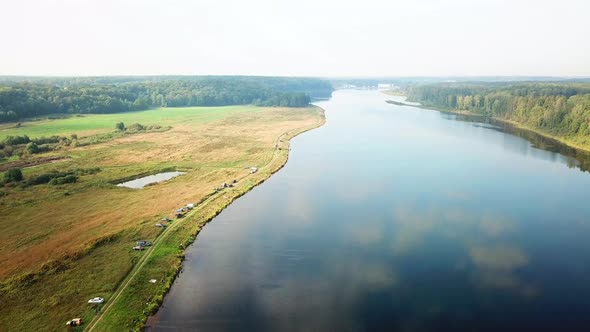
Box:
left=479, top=215, right=515, bottom=238
left=468, top=245, right=537, bottom=297
left=148, top=90, right=590, bottom=332
left=440, top=112, right=590, bottom=173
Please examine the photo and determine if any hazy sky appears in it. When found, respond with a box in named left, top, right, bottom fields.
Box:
left=2, top=0, right=589, bottom=77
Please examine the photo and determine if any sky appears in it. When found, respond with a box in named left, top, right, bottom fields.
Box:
left=1, top=0, right=589, bottom=77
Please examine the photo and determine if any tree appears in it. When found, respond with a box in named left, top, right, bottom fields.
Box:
left=0, top=77, right=329, bottom=122
left=4, top=168, right=23, bottom=183
left=115, top=122, right=125, bottom=131
left=408, top=82, right=590, bottom=143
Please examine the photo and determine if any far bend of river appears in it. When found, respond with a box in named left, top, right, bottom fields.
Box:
left=147, top=90, right=590, bottom=332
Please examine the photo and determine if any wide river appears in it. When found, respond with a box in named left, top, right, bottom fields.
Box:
left=148, top=90, right=590, bottom=331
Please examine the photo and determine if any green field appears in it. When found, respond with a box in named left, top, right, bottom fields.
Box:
left=0, top=106, right=251, bottom=139
left=0, top=105, right=325, bottom=331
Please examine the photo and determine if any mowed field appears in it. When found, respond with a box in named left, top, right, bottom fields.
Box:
left=0, top=105, right=324, bottom=331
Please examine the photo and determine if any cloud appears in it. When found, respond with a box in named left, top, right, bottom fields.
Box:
left=2, top=0, right=589, bottom=76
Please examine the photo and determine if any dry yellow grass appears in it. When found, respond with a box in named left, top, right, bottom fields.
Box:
left=0, top=105, right=324, bottom=331
left=0, top=107, right=319, bottom=279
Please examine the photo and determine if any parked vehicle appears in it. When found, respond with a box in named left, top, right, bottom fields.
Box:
left=132, top=246, right=144, bottom=250
left=136, top=240, right=152, bottom=247
left=88, top=297, right=104, bottom=304
left=66, top=318, right=82, bottom=327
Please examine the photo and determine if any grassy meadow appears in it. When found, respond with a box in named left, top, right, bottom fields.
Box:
left=0, top=106, right=249, bottom=139
left=0, top=105, right=325, bottom=331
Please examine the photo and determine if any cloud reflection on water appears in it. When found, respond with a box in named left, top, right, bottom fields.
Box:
left=468, top=245, right=537, bottom=297
left=389, top=202, right=535, bottom=297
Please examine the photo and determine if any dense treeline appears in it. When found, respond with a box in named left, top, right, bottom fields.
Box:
left=408, top=83, right=590, bottom=147
left=0, top=76, right=333, bottom=122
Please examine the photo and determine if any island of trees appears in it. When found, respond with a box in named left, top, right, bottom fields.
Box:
left=408, top=82, right=590, bottom=149
left=0, top=76, right=334, bottom=122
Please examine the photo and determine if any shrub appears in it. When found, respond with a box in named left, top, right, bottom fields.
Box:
left=23, top=142, right=50, bottom=155
left=115, top=122, right=126, bottom=131
left=25, top=142, right=40, bottom=154
left=76, top=167, right=101, bottom=175
left=48, top=175, right=77, bottom=185
left=27, top=171, right=74, bottom=186
left=28, top=173, right=55, bottom=185
left=2, top=135, right=30, bottom=146
left=2, top=145, right=15, bottom=158
left=32, top=136, right=62, bottom=145
left=146, top=125, right=163, bottom=131
left=126, top=123, right=145, bottom=133
left=4, top=168, right=23, bottom=183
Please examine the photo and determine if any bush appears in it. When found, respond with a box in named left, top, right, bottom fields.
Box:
left=23, top=142, right=50, bottom=155
left=32, top=136, right=62, bottom=145
left=27, top=173, right=55, bottom=185
left=126, top=123, right=145, bottom=133
left=26, top=169, right=96, bottom=186
left=25, top=142, right=40, bottom=154
left=2, top=135, right=30, bottom=146
left=4, top=168, right=23, bottom=183
left=1, top=145, right=15, bottom=158
left=48, top=175, right=77, bottom=185
left=115, top=122, right=126, bottom=131
left=76, top=167, right=101, bottom=175
left=146, top=125, right=163, bottom=131
left=27, top=171, right=72, bottom=185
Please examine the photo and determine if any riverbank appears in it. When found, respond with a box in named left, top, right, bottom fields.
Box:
left=383, top=92, right=590, bottom=154
left=86, top=108, right=326, bottom=331
left=438, top=107, right=590, bottom=154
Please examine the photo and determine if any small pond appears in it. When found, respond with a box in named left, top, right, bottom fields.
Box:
left=116, top=171, right=185, bottom=189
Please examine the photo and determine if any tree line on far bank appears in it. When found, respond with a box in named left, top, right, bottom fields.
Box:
left=0, top=76, right=334, bottom=122
left=408, top=82, right=590, bottom=145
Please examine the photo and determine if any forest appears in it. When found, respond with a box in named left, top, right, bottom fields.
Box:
left=0, top=76, right=333, bottom=122
left=408, top=82, right=590, bottom=147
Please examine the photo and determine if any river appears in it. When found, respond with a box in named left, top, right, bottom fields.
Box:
left=147, top=89, right=590, bottom=331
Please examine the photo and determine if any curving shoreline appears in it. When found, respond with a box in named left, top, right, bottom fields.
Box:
left=87, top=107, right=327, bottom=331
left=404, top=103, right=590, bottom=154
left=384, top=93, right=590, bottom=161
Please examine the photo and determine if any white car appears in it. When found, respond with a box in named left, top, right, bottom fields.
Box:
left=88, top=297, right=105, bottom=304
